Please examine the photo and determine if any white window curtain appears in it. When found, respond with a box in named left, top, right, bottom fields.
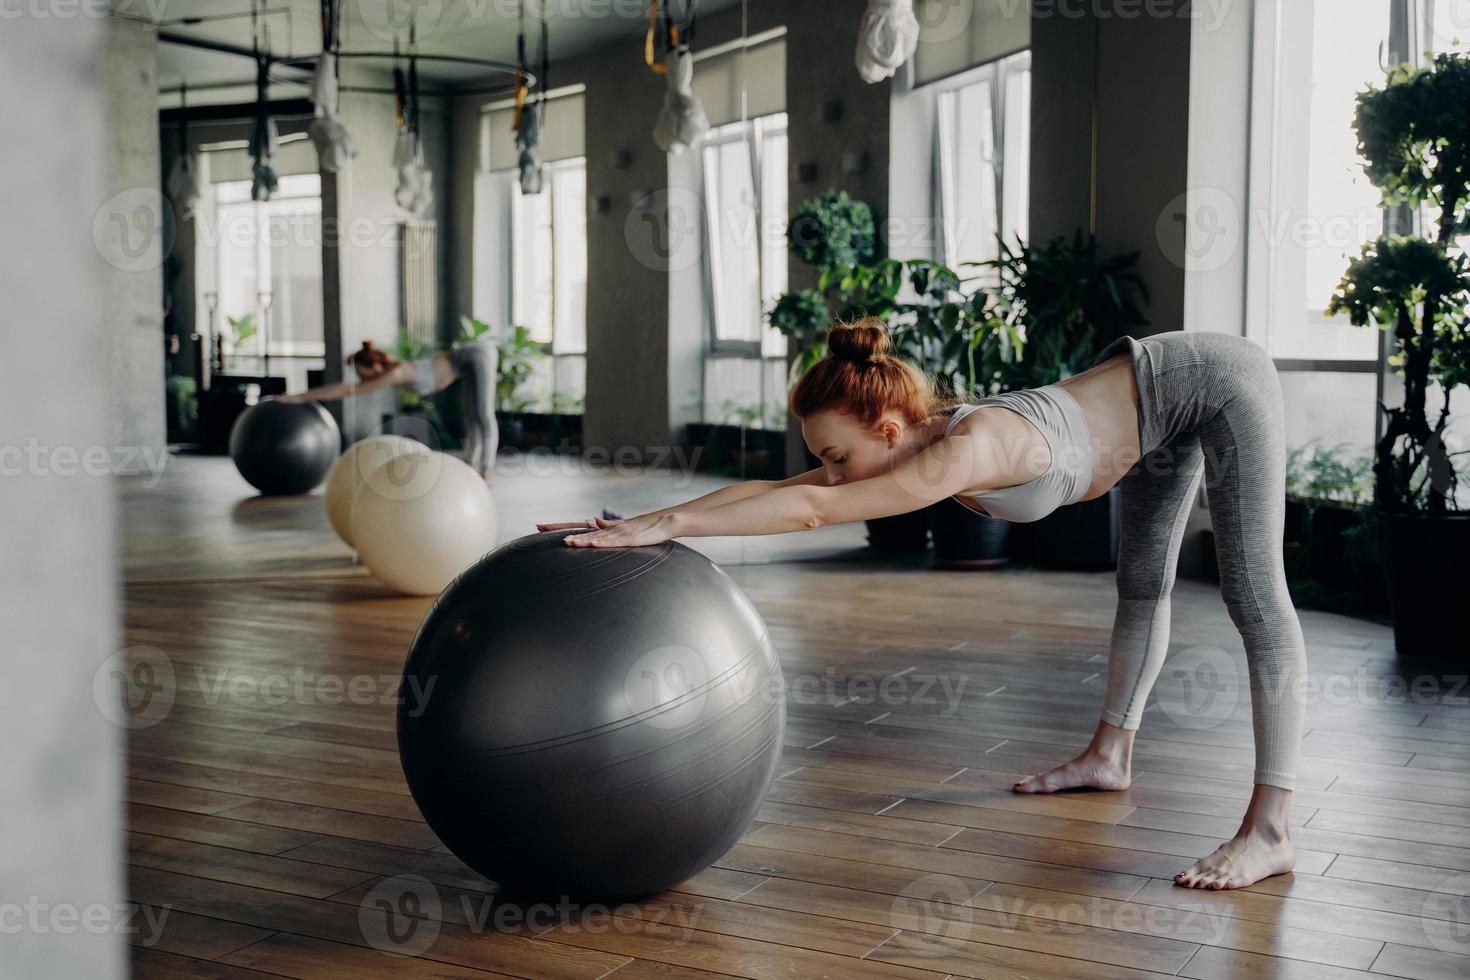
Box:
left=194, top=172, right=324, bottom=393
left=698, top=112, right=788, bottom=429
left=935, top=51, right=1030, bottom=273
left=509, top=158, right=588, bottom=413
left=482, top=92, right=586, bottom=173
left=476, top=91, right=588, bottom=414
left=912, top=0, right=1030, bottom=85
left=701, top=113, right=788, bottom=354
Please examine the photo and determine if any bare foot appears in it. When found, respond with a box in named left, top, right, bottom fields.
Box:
left=1175, top=829, right=1295, bottom=890
left=1013, top=753, right=1131, bottom=793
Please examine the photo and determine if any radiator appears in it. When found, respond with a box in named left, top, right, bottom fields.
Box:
left=401, top=218, right=438, bottom=346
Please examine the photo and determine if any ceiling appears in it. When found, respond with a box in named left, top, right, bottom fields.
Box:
left=136, top=0, right=739, bottom=106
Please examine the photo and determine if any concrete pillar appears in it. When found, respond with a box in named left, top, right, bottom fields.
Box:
left=102, top=17, right=166, bottom=466
left=1, top=10, right=123, bottom=979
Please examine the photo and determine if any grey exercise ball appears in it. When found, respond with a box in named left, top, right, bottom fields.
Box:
left=228, top=400, right=340, bottom=496
left=397, top=529, right=785, bottom=903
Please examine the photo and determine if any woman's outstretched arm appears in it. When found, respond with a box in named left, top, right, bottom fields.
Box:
left=563, top=433, right=985, bottom=547
left=536, top=467, right=831, bottom=532
left=278, top=364, right=413, bottom=404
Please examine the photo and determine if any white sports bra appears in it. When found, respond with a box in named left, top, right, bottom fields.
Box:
left=943, top=386, right=1095, bottom=523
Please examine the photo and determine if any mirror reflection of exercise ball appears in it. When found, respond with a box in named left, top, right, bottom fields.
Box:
left=350, top=450, right=498, bottom=595
left=324, top=435, right=421, bottom=546
left=228, top=400, right=340, bottom=496
left=397, top=530, right=785, bottom=903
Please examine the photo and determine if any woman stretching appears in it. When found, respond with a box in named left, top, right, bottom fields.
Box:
left=541, top=319, right=1307, bottom=891
left=281, top=338, right=499, bottom=479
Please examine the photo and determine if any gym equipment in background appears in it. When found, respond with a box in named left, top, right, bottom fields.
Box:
left=397, top=529, right=784, bottom=902
left=350, top=450, right=498, bottom=595
left=324, top=434, right=422, bottom=546
left=228, top=399, right=340, bottom=495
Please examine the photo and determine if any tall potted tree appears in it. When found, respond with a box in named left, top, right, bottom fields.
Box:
left=1327, top=52, right=1470, bottom=658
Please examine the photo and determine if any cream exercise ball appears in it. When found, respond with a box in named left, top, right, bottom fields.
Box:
left=350, top=450, right=499, bottom=595
left=325, top=434, right=422, bottom=546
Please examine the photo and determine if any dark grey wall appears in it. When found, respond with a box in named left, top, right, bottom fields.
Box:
left=1029, top=3, right=1192, bottom=336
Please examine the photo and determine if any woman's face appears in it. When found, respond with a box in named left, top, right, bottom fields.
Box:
left=801, top=409, right=917, bottom=484
left=353, top=360, right=390, bottom=383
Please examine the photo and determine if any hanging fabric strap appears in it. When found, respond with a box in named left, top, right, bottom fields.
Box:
left=646, top=0, right=697, bottom=73
left=392, top=40, right=407, bottom=129
left=512, top=0, right=529, bottom=132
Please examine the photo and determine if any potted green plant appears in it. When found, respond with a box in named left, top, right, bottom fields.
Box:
left=1326, top=51, right=1470, bottom=657
left=982, top=231, right=1150, bottom=568
left=466, top=319, right=546, bottom=450
left=379, top=329, right=452, bottom=448
left=1281, top=444, right=1384, bottom=615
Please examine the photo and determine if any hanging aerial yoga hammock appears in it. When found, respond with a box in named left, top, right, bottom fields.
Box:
left=166, top=82, right=202, bottom=218
left=513, top=0, right=548, bottom=195
left=649, top=0, right=707, bottom=154
left=855, top=0, right=919, bottom=84
left=308, top=0, right=357, bottom=173
left=249, top=56, right=280, bottom=201
left=392, top=32, right=434, bottom=213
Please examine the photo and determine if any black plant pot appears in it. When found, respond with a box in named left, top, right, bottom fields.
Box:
left=864, top=511, right=931, bottom=552
left=927, top=499, right=1010, bottom=569
left=1029, top=486, right=1121, bottom=569
left=1378, top=511, right=1470, bottom=658
left=498, top=414, right=526, bottom=450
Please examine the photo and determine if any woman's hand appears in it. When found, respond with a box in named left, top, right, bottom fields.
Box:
left=536, top=517, right=621, bottom=532
left=563, top=514, right=677, bottom=549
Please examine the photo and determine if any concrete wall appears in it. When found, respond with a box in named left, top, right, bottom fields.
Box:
left=103, top=18, right=166, bottom=466
left=0, top=11, right=123, bottom=979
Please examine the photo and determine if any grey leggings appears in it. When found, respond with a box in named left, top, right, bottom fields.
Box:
left=449, top=341, right=499, bottom=479
left=1096, top=332, right=1306, bottom=790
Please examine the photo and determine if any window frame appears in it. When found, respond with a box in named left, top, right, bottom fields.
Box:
left=701, top=112, right=789, bottom=360
left=210, top=173, right=325, bottom=362
left=931, top=49, right=1031, bottom=276
left=509, top=155, right=588, bottom=414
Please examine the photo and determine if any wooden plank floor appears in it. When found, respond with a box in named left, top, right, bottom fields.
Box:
left=119, top=455, right=1470, bottom=979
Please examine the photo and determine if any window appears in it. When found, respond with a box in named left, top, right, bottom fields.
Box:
left=935, top=51, right=1030, bottom=274
left=700, top=113, right=789, bottom=429
left=210, top=173, right=324, bottom=390
left=1247, top=0, right=1387, bottom=367
left=511, top=157, right=587, bottom=414
left=702, top=114, right=788, bottom=354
